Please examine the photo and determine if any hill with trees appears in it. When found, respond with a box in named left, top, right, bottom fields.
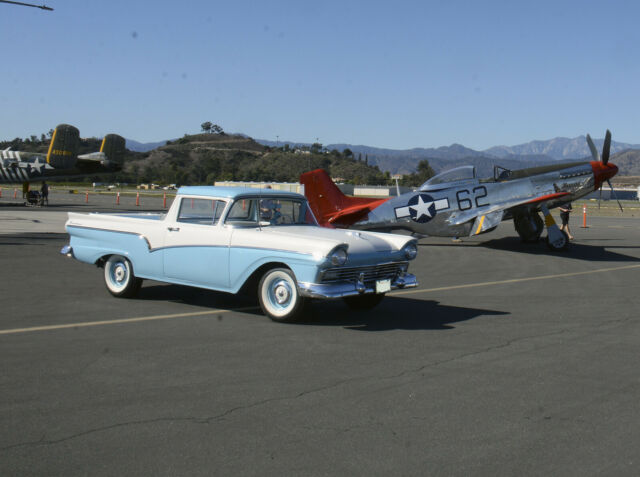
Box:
left=117, top=129, right=394, bottom=186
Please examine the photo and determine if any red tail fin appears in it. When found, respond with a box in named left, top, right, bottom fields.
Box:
left=300, top=169, right=389, bottom=227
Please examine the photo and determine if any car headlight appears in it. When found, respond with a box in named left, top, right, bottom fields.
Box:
left=403, top=242, right=418, bottom=260
left=329, top=247, right=348, bottom=266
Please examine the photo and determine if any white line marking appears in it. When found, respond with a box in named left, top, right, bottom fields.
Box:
left=392, top=263, right=640, bottom=296
left=2, top=263, right=640, bottom=336
left=0, top=306, right=259, bottom=336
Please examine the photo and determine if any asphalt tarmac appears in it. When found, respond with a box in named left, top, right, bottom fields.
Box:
left=1, top=192, right=640, bottom=476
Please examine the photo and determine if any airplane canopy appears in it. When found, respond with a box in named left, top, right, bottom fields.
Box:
left=419, top=165, right=477, bottom=191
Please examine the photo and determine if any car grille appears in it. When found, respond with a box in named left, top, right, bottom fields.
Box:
left=320, top=262, right=407, bottom=284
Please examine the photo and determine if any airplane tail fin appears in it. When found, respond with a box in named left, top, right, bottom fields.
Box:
left=300, top=169, right=388, bottom=227
left=99, top=134, right=126, bottom=168
left=46, top=124, right=80, bottom=169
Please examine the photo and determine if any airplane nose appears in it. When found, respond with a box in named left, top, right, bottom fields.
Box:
left=591, top=161, right=619, bottom=190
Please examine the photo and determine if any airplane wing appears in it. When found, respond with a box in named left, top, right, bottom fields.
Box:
left=447, top=191, right=570, bottom=234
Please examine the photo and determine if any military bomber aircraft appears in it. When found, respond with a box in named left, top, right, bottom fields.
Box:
left=0, top=124, right=126, bottom=185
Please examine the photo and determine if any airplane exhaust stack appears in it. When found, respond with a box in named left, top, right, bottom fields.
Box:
left=100, top=134, right=126, bottom=168
left=46, top=124, right=80, bottom=169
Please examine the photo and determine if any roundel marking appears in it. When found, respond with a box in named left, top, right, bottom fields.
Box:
left=408, top=193, right=437, bottom=223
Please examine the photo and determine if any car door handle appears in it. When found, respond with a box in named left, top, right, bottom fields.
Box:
left=167, top=226, right=180, bottom=232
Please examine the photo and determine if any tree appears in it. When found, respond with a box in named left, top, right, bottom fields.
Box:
left=311, top=142, right=322, bottom=153
left=211, top=124, right=224, bottom=134
left=401, top=159, right=435, bottom=187
left=201, top=122, right=213, bottom=133
left=343, top=148, right=353, bottom=158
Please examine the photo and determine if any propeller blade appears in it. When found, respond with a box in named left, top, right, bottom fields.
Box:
left=598, top=185, right=602, bottom=209
left=586, top=134, right=600, bottom=162
left=607, top=179, right=623, bottom=212
left=602, top=129, right=611, bottom=165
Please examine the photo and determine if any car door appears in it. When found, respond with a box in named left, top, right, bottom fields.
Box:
left=163, top=197, right=231, bottom=290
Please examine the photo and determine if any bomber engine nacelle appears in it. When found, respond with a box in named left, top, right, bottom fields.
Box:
left=46, top=124, right=80, bottom=169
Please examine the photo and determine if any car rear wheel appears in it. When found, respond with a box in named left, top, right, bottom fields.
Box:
left=104, top=255, right=142, bottom=298
left=342, top=293, right=385, bottom=311
left=258, top=268, right=306, bottom=322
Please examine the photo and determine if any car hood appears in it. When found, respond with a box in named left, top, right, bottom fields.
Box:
left=230, top=225, right=411, bottom=257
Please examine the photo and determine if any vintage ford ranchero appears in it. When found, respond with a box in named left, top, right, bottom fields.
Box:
left=61, top=186, right=418, bottom=322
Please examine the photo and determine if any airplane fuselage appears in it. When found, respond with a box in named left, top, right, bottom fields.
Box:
left=0, top=150, right=120, bottom=184
left=350, top=161, right=597, bottom=237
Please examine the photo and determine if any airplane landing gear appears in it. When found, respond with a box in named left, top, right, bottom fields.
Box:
left=513, top=211, right=544, bottom=242
left=540, top=204, right=569, bottom=252
left=546, top=229, right=570, bottom=251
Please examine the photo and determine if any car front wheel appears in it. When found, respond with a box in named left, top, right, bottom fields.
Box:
left=258, top=268, right=306, bottom=322
left=104, top=255, right=142, bottom=298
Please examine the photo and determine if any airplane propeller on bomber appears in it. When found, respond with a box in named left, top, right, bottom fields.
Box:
left=586, top=130, right=623, bottom=212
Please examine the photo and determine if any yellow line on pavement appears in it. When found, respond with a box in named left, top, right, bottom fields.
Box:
left=392, top=263, right=640, bottom=296
left=0, top=307, right=258, bottom=336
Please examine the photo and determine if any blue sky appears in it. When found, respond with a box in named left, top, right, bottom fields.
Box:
left=1, top=0, right=638, bottom=149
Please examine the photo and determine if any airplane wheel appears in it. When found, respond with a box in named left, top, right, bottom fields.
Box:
left=342, top=294, right=385, bottom=311
left=546, top=230, right=569, bottom=252
left=514, top=212, right=543, bottom=242
left=104, top=255, right=142, bottom=297
left=258, top=268, right=306, bottom=322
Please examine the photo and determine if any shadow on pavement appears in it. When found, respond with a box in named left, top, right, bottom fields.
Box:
left=137, top=284, right=508, bottom=331
left=299, top=296, right=509, bottom=330
left=421, top=236, right=640, bottom=262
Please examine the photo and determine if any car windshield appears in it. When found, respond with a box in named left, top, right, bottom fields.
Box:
left=225, top=197, right=318, bottom=227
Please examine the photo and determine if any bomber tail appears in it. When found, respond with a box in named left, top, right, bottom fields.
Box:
left=300, top=169, right=388, bottom=227
left=77, top=133, right=126, bottom=169
left=99, top=134, right=126, bottom=168
left=46, top=124, right=80, bottom=169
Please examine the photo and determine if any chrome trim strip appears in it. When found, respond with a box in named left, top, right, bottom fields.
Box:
left=66, top=225, right=314, bottom=257
left=66, top=225, right=156, bottom=252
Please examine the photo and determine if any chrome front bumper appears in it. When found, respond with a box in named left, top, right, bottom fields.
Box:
left=298, top=273, right=417, bottom=299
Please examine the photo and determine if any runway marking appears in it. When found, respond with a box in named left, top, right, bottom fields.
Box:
left=392, top=262, right=640, bottom=296
left=0, top=306, right=259, bottom=336
left=2, top=263, right=640, bottom=336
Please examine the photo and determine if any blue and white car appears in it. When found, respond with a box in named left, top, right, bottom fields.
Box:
left=62, top=186, right=418, bottom=322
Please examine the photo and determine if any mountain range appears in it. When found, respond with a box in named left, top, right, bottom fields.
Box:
left=126, top=134, right=640, bottom=176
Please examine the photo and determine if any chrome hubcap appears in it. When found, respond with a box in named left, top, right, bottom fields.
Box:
left=114, top=264, right=126, bottom=283
left=273, top=280, right=291, bottom=305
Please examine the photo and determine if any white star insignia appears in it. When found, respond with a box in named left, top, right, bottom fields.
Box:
left=30, top=158, right=44, bottom=173
left=410, top=195, right=434, bottom=220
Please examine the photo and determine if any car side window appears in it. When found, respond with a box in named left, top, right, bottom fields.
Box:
left=225, top=199, right=258, bottom=225
left=177, top=198, right=226, bottom=225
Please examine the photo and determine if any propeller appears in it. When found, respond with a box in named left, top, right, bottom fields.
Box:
left=587, top=130, right=620, bottom=211
left=607, top=179, right=624, bottom=212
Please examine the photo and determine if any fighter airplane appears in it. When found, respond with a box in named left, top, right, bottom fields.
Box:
left=300, top=131, right=619, bottom=251
left=0, top=124, right=127, bottom=185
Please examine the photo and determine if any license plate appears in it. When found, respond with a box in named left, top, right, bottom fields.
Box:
left=376, top=279, right=391, bottom=293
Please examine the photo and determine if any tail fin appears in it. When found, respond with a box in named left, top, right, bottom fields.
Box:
left=46, top=124, right=80, bottom=169
left=100, top=134, right=126, bottom=167
left=300, top=169, right=388, bottom=227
